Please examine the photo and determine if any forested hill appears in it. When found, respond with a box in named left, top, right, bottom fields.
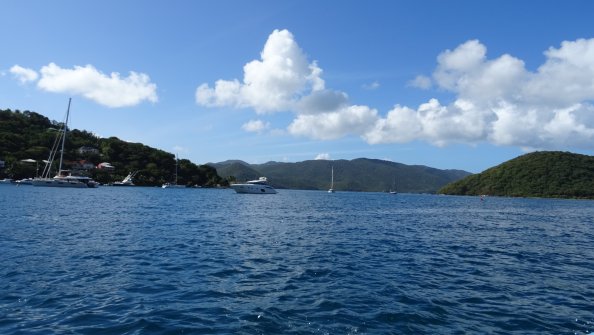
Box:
left=209, top=158, right=471, bottom=193
left=0, top=109, right=223, bottom=186
left=438, top=151, right=594, bottom=199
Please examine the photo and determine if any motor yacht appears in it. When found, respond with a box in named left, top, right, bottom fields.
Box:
left=230, top=177, right=277, bottom=194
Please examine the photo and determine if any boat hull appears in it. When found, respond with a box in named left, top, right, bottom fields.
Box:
left=32, top=178, right=98, bottom=188
left=230, top=184, right=277, bottom=194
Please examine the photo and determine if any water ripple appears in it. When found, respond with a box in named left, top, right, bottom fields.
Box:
left=1, top=188, right=594, bottom=334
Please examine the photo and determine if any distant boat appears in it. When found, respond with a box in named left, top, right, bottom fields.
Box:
left=31, top=98, right=98, bottom=188
left=328, top=166, right=335, bottom=193
left=389, top=176, right=397, bottom=194
left=16, top=178, right=33, bottom=185
left=0, top=178, right=15, bottom=185
left=162, top=155, right=185, bottom=188
left=230, top=177, right=277, bottom=194
left=113, top=171, right=137, bottom=186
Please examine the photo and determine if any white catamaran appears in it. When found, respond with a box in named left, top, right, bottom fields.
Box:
left=32, top=99, right=98, bottom=188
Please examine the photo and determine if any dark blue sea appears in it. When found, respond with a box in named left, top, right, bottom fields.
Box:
left=1, top=185, right=593, bottom=334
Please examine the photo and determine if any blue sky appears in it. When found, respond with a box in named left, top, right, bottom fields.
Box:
left=2, top=1, right=594, bottom=173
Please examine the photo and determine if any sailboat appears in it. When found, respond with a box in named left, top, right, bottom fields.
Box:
left=32, top=98, right=98, bottom=188
left=328, top=165, right=335, bottom=193
left=162, top=155, right=185, bottom=188
left=389, top=176, right=397, bottom=194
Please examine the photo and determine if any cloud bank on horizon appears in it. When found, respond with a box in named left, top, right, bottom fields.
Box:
left=196, top=29, right=594, bottom=151
left=9, top=63, right=157, bottom=108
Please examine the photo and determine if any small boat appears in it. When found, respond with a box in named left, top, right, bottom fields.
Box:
left=113, top=171, right=137, bottom=186
left=230, top=177, right=277, bottom=194
left=162, top=182, right=185, bottom=189
left=389, top=177, right=397, bottom=194
left=32, top=99, right=98, bottom=188
left=328, top=166, right=335, bottom=193
left=0, top=178, right=15, bottom=185
left=162, top=155, right=185, bottom=188
left=16, top=178, right=33, bottom=185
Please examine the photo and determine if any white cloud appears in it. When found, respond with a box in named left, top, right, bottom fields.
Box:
left=198, top=30, right=594, bottom=151
left=315, top=153, right=330, bottom=160
left=362, top=81, right=380, bottom=90
left=36, top=63, right=158, bottom=108
left=241, top=119, right=270, bottom=133
left=366, top=38, right=594, bottom=150
left=10, top=65, right=39, bottom=83
left=196, top=29, right=324, bottom=114
left=296, top=90, right=349, bottom=115
left=198, top=29, right=382, bottom=142
left=288, top=105, right=379, bottom=140
left=408, top=75, right=432, bottom=89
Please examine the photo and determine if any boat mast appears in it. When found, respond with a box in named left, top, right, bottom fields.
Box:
left=57, top=98, right=71, bottom=175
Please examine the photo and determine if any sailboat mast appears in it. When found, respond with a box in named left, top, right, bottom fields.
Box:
left=58, top=98, right=71, bottom=174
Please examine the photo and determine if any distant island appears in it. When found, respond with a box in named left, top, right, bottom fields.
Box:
left=438, top=151, right=594, bottom=199
left=209, top=159, right=471, bottom=193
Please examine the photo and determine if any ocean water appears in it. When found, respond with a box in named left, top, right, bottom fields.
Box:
left=1, top=185, right=593, bottom=334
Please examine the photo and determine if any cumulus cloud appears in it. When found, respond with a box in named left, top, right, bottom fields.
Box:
left=366, top=38, right=594, bottom=150
left=37, top=63, right=158, bottom=107
left=196, top=29, right=324, bottom=113
left=197, top=29, right=381, bottom=141
left=288, top=105, right=379, bottom=140
left=10, top=62, right=158, bottom=107
left=10, top=65, right=39, bottom=83
left=241, top=119, right=270, bottom=133
left=197, top=29, right=594, bottom=151
left=296, top=90, right=349, bottom=115
left=315, top=153, right=330, bottom=160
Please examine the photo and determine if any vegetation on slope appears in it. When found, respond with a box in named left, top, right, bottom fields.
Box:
left=438, top=151, right=594, bottom=199
left=211, top=158, right=470, bottom=193
left=0, top=109, right=223, bottom=186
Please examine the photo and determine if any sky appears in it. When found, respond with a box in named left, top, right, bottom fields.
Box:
left=2, top=0, right=594, bottom=173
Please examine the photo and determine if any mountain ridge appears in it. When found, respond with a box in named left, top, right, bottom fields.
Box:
left=209, top=158, right=471, bottom=193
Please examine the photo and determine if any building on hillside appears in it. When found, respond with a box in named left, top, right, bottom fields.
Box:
left=97, top=162, right=115, bottom=171
left=78, top=146, right=100, bottom=155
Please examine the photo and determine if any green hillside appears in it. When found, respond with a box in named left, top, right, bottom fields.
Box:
left=211, top=158, right=470, bottom=193
left=0, top=108, right=223, bottom=187
left=438, top=151, right=594, bottom=199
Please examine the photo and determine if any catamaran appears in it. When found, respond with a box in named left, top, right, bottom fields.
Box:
left=31, top=99, right=98, bottom=188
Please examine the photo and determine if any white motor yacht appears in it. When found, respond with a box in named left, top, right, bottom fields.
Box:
left=230, top=177, right=277, bottom=194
